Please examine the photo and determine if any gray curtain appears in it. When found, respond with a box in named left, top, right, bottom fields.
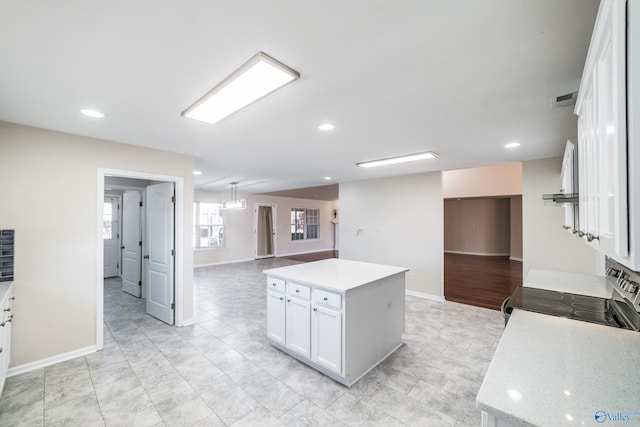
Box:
left=257, top=206, right=274, bottom=256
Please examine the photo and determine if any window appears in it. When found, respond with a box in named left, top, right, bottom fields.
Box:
left=291, top=208, right=319, bottom=240
left=103, top=202, right=113, bottom=239
left=193, top=202, right=224, bottom=249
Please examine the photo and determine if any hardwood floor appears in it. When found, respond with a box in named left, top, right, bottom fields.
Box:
left=444, top=253, right=523, bottom=311
left=279, top=250, right=338, bottom=262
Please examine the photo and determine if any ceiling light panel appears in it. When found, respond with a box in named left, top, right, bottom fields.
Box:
left=80, top=109, right=104, bottom=118
left=182, top=52, right=300, bottom=125
left=357, top=151, right=438, bottom=168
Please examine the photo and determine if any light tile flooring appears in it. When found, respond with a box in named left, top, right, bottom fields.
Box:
left=0, top=258, right=505, bottom=426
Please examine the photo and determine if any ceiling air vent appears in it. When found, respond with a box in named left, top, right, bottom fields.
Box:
left=550, top=91, right=578, bottom=110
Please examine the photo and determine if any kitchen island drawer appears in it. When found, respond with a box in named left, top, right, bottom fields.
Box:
left=266, top=277, right=285, bottom=293
left=313, top=289, right=342, bottom=309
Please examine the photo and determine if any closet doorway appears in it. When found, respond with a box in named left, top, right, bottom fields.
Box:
left=255, top=204, right=276, bottom=258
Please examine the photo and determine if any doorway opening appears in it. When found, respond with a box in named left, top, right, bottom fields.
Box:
left=97, top=168, right=185, bottom=351
left=443, top=196, right=523, bottom=310
left=255, top=204, right=276, bottom=259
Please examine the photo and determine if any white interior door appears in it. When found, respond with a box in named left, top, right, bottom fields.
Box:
left=103, top=196, right=120, bottom=278
left=122, top=191, right=142, bottom=297
left=145, top=182, right=175, bottom=325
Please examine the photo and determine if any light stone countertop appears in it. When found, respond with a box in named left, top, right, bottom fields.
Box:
left=476, top=309, right=640, bottom=426
left=524, top=269, right=612, bottom=298
left=263, top=258, right=408, bottom=292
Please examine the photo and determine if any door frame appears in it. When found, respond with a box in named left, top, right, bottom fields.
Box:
left=96, top=168, right=186, bottom=350
left=254, top=203, right=277, bottom=259
left=103, top=194, right=122, bottom=278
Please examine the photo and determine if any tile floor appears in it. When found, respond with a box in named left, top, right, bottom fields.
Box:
left=0, top=258, right=505, bottom=426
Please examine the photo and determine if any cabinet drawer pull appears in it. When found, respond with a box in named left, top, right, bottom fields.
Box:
left=0, top=348, right=3, bottom=353
left=313, top=307, right=317, bottom=311
left=562, top=225, right=570, bottom=230
left=586, top=233, right=599, bottom=242
left=279, top=297, right=284, bottom=301
left=287, top=299, right=291, bottom=302
left=323, top=297, right=328, bottom=301
left=3, top=308, right=10, bottom=312
left=295, top=289, right=300, bottom=293
left=9, top=297, right=15, bottom=301
left=272, top=283, right=277, bottom=287
left=0, top=322, right=4, bottom=327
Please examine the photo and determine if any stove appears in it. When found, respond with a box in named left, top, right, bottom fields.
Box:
left=503, top=258, right=640, bottom=331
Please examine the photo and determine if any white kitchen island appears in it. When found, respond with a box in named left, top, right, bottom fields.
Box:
left=263, top=258, right=408, bottom=386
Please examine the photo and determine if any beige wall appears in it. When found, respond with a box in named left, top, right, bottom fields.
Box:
left=522, top=157, right=601, bottom=277
left=339, top=173, right=443, bottom=299
left=0, top=122, right=194, bottom=368
left=442, top=162, right=522, bottom=198
left=444, top=198, right=511, bottom=256
left=194, top=190, right=335, bottom=266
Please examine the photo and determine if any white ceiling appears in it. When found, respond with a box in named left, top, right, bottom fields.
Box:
left=0, top=0, right=600, bottom=196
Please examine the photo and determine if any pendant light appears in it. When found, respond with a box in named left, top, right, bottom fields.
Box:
left=222, top=182, right=247, bottom=210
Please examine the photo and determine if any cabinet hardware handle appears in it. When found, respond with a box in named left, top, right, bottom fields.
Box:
left=323, top=297, right=328, bottom=301
left=287, top=299, right=291, bottom=302
left=562, top=225, right=571, bottom=230
left=295, top=289, right=300, bottom=293
left=279, top=297, right=284, bottom=301
left=9, top=297, right=15, bottom=301
left=577, top=231, right=585, bottom=238
left=586, top=233, right=599, bottom=242
left=272, top=283, right=276, bottom=287
left=0, top=348, right=3, bottom=353
left=143, top=254, right=150, bottom=259
left=0, top=322, right=4, bottom=327
left=3, top=308, right=10, bottom=312
left=313, top=308, right=318, bottom=311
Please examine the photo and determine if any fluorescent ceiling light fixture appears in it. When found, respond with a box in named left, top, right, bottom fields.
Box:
left=319, top=123, right=335, bottom=131
left=182, top=51, right=300, bottom=124
left=222, top=182, right=247, bottom=210
left=505, top=142, right=520, bottom=148
left=193, top=170, right=203, bottom=176
left=323, top=176, right=332, bottom=180
left=81, top=109, right=104, bottom=118
left=356, top=151, right=438, bottom=168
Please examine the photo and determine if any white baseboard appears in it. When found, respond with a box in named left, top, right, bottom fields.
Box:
left=7, top=345, right=98, bottom=378
left=194, top=258, right=255, bottom=268
left=181, top=317, right=196, bottom=327
left=445, top=250, right=511, bottom=257
left=405, top=290, right=445, bottom=302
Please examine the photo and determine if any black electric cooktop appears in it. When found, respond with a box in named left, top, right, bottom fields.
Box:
left=504, top=287, right=627, bottom=329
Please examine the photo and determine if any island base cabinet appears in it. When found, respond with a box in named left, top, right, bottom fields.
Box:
left=481, top=411, right=520, bottom=427
left=266, top=290, right=286, bottom=346
left=285, top=296, right=311, bottom=358
left=311, top=305, right=342, bottom=375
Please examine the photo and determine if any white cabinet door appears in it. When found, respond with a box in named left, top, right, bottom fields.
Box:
left=311, top=304, right=342, bottom=375
left=266, top=290, right=286, bottom=346
left=286, top=296, right=310, bottom=358
left=575, top=0, right=628, bottom=256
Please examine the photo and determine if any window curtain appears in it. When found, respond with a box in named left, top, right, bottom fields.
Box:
left=257, top=206, right=274, bottom=256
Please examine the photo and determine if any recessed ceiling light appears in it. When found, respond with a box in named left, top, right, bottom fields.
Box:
left=505, top=142, right=520, bottom=149
left=357, top=151, right=438, bottom=168
left=323, top=176, right=332, bottom=180
left=81, top=109, right=104, bottom=118
left=182, top=51, right=300, bottom=125
left=318, top=123, right=334, bottom=131
left=193, top=170, right=203, bottom=176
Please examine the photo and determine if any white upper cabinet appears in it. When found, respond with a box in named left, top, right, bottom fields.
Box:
left=575, top=0, right=628, bottom=258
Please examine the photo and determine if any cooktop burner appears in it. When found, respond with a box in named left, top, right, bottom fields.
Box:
left=505, top=287, right=622, bottom=328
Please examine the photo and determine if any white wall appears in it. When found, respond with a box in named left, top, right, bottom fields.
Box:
left=194, top=190, right=335, bottom=267
left=339, top=173, right=443, bottom=299
left=522, top=157, right=602, bottom=277
left=0, top=122, right=195, bottom=368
